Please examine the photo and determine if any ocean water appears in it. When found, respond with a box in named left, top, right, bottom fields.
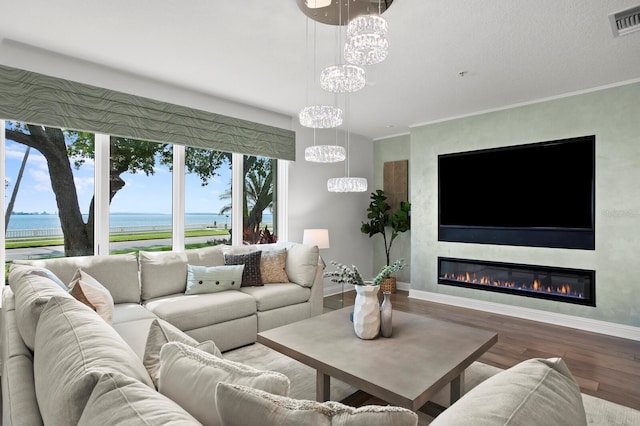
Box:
left=6, top=212, right=272, bottom=231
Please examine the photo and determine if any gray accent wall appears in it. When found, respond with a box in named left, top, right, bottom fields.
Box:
left=405, top=82, right=640, bottom=327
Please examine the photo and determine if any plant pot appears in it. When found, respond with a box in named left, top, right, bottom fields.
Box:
left=353, top=285, right=380, bottom=339
left=380, top=276, right=397, bottom=293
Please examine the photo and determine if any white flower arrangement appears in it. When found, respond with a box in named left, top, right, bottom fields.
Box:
left=372, top=258, right=406, bottom=286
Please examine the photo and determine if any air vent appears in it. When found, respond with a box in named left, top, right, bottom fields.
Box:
left=609, top=5, right=640, bottom=37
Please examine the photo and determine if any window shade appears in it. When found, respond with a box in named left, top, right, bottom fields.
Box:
left=0, top=65, right=295, bottom=160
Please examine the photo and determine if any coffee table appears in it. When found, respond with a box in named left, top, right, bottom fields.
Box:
left=257, top=307, right=497, bottom=411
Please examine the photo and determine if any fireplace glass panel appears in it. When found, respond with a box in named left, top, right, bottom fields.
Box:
left=438, top=257, right=595, bottom=306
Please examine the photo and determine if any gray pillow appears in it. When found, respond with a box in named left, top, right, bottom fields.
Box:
left=159, top=342, right=290, bottom=426
left=430, top=357, right=587, bottom=426
left=143, top=318, right=222, bottom=388
left=186, top=264, right=244, bottom=295
left=215, top=382, right=418, bottom=426
left=78, top=372, right=201, bottom=425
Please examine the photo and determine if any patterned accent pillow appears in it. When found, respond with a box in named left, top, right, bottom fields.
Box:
left=224, top=250, right=263, bottom=287
left=260, top=249, right=289, bottom=284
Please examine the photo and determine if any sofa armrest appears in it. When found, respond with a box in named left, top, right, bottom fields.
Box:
left=307, top=259, right=324, bottom=317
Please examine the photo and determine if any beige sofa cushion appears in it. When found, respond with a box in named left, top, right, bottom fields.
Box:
left=215, top=382, right=418, bottom=426
left=34, top=296, right=154, bottom=425
left=239, top=284, right=310, bottom=312
left=8, top=263, right=73, bottom=351
left=139, top=250, right=189, bottom=301
left=186, top=244, right=226, bottom=266
left=144, top=291, right=256, bottom=332
left=14, top=253, right=141, bottom=304
left=143, top=318, right=222, bottom=387
left=2, top=355, right=44, bottom=426
left=430, top=357, right=587, bottom=426
left=285, top=244, right=319, bottom=287
left=78, top=372, right=201, bottom=425
left=159, top=342, right=290, bottom=426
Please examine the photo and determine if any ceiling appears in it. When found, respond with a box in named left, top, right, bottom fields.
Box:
left=1, top=0, right=640, bottom=140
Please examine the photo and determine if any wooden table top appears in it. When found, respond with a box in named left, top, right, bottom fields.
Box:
left=258, top=307, right=498, bottom=410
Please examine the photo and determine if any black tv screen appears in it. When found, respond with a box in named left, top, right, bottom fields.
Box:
left=438, top=135, right=595, bottom=250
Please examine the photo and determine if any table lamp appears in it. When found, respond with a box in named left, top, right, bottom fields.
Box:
left=302, top=229, right=330, bottom=269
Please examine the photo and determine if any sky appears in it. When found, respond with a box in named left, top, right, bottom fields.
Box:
left=4, top=137, right=232, bottom=215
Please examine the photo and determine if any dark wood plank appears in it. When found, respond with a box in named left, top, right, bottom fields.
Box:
left=324, top=290, right=640, bottom=411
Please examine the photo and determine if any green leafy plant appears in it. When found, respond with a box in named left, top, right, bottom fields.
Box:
left=360, top=189, right=411, bottom=266
left=373, top=259, right=407, bottom=286
left=323, top=261, right=366, bottom=286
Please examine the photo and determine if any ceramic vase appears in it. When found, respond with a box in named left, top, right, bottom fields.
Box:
left=380, top=291, right=393, bottom=338
left=353, top=285, right=380, bottom=339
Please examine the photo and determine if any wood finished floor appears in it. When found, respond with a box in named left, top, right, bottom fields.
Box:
left=324, top=290, right=640, bottom=411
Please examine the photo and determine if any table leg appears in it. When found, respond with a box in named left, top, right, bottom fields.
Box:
left=450, top=370, right=465, bottom=403
left=316, top=370, right=330, bottom=402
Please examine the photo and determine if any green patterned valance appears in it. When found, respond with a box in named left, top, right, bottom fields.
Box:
left=0, top=65, right=295, bottom=160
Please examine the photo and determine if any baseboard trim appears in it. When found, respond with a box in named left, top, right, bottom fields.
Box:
left=409, top=289, right=640, bottom=342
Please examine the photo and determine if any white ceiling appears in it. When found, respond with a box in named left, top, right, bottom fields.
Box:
left=1, top=0, right=640, bottom=140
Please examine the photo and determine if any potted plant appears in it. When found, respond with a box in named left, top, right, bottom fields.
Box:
left=360, top=189, right=411, bottom=292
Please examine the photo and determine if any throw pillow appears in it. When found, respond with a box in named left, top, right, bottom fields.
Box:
left=186, top=264, right=244, bottom=295
left=260, top=249, right=289, bottom=284
left=159, top=341, right=290, bottom=426
left=224, top=250, right=263, bottom=287
left=68, top=269, right=115, bottom=324
left=429, top=357, right=588, bottom=426
left=78, top=372, right=201, bottom=425
left=26, top=268, right=68, bottom=290
left=143, top=318, right=222, bottom=388
left=215, top=382, right=418, bottom=426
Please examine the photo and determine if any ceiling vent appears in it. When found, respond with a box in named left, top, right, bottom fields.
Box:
left=609, top=5, right=640, bottom=37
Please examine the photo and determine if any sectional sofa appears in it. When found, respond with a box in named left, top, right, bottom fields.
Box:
left=1, top=240, right=588, bottom=425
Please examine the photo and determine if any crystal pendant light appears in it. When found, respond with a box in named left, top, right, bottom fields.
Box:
left=327, top=176, right=368, bottom=192
left=299, top=105, right=343, bottom=128
left=320, top=64, right=366, bottom=93
left=305, top=144, right=346, bottom=162
left=344, top=15, right=389, bottom=66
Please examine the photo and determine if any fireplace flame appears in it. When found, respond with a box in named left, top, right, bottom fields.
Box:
left=442, top=273, right=584, bottom=299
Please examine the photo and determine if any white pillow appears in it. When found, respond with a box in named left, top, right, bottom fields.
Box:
left=68, top=269, right=114, bottom=324
left=215, top=382, right=419, bottom=426
left=143, top=318, right=222, bottom=388
left=159, top=341, right=290, bottom=426
left=186, top=264, right=244, bottom=295
left=26, top=268, right=68, bottom=290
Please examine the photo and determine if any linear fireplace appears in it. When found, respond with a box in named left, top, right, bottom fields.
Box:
left=438, top=257, right=595, bottom=306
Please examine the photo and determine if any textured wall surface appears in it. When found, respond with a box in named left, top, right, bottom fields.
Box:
left=408, top=83, right=640, bottom=327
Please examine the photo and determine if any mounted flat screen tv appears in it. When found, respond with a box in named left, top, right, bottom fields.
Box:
left=438, top=135, right=595, bottom=250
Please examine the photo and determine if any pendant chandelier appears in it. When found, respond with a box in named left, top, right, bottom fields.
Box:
left=320, top=64, right=366, bottom=93
left=344, top=14, right=389, bottom=66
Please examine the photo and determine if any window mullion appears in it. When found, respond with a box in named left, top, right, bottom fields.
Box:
left=231, top=153, right=243, bottom=246
left=1, top=119, right=6, bottom=269
left=94, top=133, right=110, bottom=256
left=173, top=145, right=185, bottom=251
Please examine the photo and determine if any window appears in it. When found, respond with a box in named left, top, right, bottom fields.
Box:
left=4, top=121, right=95, bottom=260
left=108, top=138, right=173, bottom=253
left=2, top=121, right=286, bottom=273
left=184, top=147, right=231, bottom=249
left=242, top=155, right=277, bottom=244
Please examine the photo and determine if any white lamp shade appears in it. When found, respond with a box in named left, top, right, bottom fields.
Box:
left=302, top=229, right=330, bottom=249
